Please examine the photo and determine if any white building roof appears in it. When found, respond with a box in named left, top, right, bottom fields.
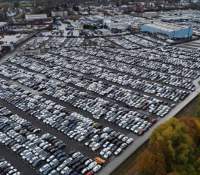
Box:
left=25, top=14, right=47, bottom=21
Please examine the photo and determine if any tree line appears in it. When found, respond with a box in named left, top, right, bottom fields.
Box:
left=131, top=96, right=200, bottom=175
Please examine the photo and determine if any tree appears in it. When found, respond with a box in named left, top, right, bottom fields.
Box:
left=132, top=118, right=200, bottom=175
left=167, top=172, right=180, bottom=175
left=150, top=118, right=194, bottom=169
left=134, top=148, right=166, bottom=175
left=180, top=117, right=200, bottom=143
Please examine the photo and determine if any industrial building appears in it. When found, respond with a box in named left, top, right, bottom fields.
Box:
left=140, top=22, right=193, bottom=39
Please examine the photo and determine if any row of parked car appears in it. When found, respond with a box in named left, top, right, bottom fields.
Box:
left=68, top=47, right=198, bottom=88
left=0, top=158, right=21, bottom=175
left=64, top=38, right=85, bottom=48
left=22, top=36, right=85, bottom=52
left=4, top=37, right=200, bottom=136
left=2, top=42, right=197, bottom=138
left=0, top=105, right=103, bottom=175
left=61, top=48, right=192, bottom=100
left=34, top=51, right=186, bottom=104
left=0, top=62, right=155, bottom=136
left=88, top=38, right=116, bottom=48
left=91, top=45, right=200, bottom=76
left=119, top=46, right=200, bottom=71
left=124, top=35, right=160, bottom=48
left=108, top=37, right=141, bottom=50
left=134, top=33, right=167, bottom=46
left=37, top=48, right=191, bottom=101
left=21, top=37, right=49, bottom=51
left=0, top=61, right=172, bottom=117
left=0, top=78, right=134, bottom=160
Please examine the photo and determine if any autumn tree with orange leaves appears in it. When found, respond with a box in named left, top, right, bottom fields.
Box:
left=133, top=117, right=200, bottom=175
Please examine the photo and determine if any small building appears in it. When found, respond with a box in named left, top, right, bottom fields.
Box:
left=0, top=22, right=8, bottom=33
left=140, top=22, right=192, bottom=39
left=51, top=11, right=68, bottom=18
left=25, top=14, right=48, bottom=22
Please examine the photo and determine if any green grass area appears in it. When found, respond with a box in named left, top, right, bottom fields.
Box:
left=176, top=96, right=199, bottom=118
left=112, top=96, right=199, bottom=175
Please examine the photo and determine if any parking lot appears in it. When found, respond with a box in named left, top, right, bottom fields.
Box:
left=0, top=35, right=199, bottom=175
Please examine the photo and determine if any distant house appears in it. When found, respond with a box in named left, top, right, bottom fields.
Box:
left=140, top=22, right=192, bottom=39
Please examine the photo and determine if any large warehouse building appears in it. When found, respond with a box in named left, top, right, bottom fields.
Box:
left=140, top=22, right=192, bottom=39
